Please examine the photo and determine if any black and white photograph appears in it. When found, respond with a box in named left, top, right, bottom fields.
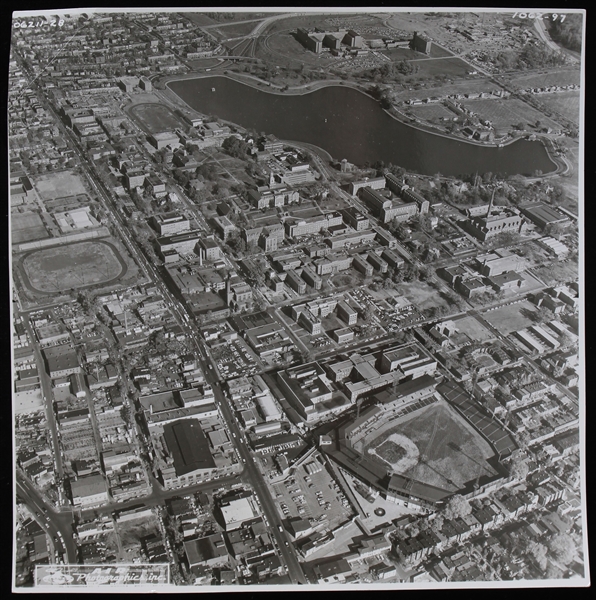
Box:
left=8, top=7, right=587, bottom=591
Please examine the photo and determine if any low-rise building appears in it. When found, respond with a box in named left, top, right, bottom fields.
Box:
left=348, top=177, right=386, bottom=196
left=70, top=473, right=109, bottom=508
left=184, top=532, right=228, bottom=571
left=151, top=212, right=190, bottom=236
left=285, top=212, right=343, bottom=238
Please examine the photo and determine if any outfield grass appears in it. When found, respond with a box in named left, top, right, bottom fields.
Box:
left=363, top=400, right=497, bottom=491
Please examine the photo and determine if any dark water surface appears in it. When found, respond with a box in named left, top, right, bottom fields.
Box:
left=168, top=76, right=557, bottom=177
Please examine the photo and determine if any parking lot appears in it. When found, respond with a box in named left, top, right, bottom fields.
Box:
left=211, top=338, right=261, bottom=379
left=270, top=454, right=354, bottom=531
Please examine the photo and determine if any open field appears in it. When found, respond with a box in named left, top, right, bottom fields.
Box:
left=460, top=97, right=562, bottom=133
left=406, top=56, right=472, bottom=79
left=393, top=280, right=455, bottom=312
left=184, top=13, right=219, bottom=27
left=187, top=57, right=223, bottom=70
left=408, top=103, right=455, bottom=122
left=268, top=13, right=379, bottom=35
left=532, top=258, right=578, bottom=286
left=20, top=240, right=126, bottom=294
left=384, top=12, right=450, bottom=35
left=118, top=520, right=160, bottom=550
left=260, top=31, right=330, bottom=68
left=395, top=77, right=497, bottom=102
left=362, top=400, right=498, bottom=492
left=506, top=68, right=581, bottom=89
left=481, top=300, right=538, bottom=335
left=11, top=212, right=49, bottom=244
left=33, top=170, right=87, bottom=200
left=44, top=194, right=91, bottom=213
left=454, top=315, right=495, bottom=342
left=538, top=92, right=580, bottom=124
left=129, top=103, right=185, bottom=134
left=210, top=20, right=260, bottom=39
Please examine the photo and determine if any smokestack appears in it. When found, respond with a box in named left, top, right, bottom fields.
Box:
left=487, top=188, right=495, bottom=218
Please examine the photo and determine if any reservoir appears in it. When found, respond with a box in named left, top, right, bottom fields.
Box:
left=167, top=76, right=557, bottom=177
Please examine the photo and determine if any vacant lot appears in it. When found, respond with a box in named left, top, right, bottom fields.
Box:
left=118, top=519, right=160, bottom=551
left=33, top=170, right=87, bottom=200
left=532, top=258, right=578, bottom=286
left=130, top=103, right=184, bottom=134
left=482, top=300, right=537, bottom=335
left=21, top=241, right=125, bottom=293
left=394, top=280, right=453, bottom=312
left=454, top=315, right=494, bottom=342
left=13, top=389, right=44, bottom=415
left=538, top=92, right=580, bottom=124
left=461, top=97, right=561, bottom=134
left=363, top=400, right=497, bottom=492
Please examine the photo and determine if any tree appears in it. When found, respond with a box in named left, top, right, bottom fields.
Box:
left=403, top=264, right=419, bottom=283
left=527, top=541, right=549, bottom=571
left=429, top=514, right=444, bottom=533
left=120, top=404, right=132, bottom=425
left=548, top=533, right=576, bottom=566
left=222, top=135, right=249, bottom=159
left=360, top=304, right=375, bottom=323
left=77, top=290, right=92, bottom=313
left=197, top=163, right=218, bottom=181
left=443, top=494, right=472, bottom=520
left=545, top=562, right=564, bottom=579
left=508, top=457, right=530, bottom=481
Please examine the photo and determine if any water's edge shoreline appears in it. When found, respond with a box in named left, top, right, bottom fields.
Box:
left=162, top=72, right=561, bottom=175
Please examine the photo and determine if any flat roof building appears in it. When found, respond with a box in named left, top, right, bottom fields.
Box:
left=151, top=212, right=190, bottom=236
left=71, top=473, right=109, bottom=508
left=43, top=345, right=80, bottom=379
left=348, top=177, right=386, bottom=196
left=520, top=203, right=569, bottom=229
left=219, top=495, right=260, bottom=530
left=162, top=419, right=216, bottom=477
left=184, top=533, right=228, bottom=571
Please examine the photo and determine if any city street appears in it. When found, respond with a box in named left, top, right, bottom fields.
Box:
left=16, top=472, right=77, bottom=563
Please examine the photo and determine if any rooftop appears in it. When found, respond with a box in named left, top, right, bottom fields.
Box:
left=162, top=418, right=216, bottom=476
